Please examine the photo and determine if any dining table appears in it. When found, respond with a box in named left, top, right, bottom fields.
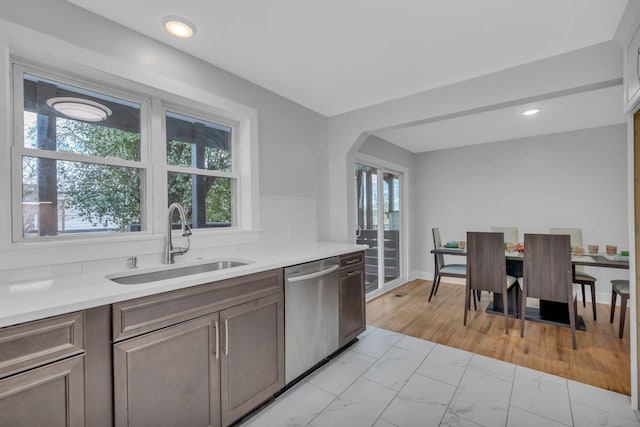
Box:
left=431, top=247, right=630, bottom=329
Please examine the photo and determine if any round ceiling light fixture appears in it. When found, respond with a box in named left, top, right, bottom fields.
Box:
left=521, top=108, right=541, bottom=116
left=162, top=16, right=197, bottom=38
left=46, top=97, right=112, bottom=122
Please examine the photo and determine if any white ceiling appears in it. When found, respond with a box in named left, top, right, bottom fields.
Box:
left=375, top=85, right=625, bottom=153
left=66, top=0, right=629, bottom=152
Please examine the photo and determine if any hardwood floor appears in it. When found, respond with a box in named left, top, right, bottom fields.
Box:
left=366, top=279, right=631, bottom=395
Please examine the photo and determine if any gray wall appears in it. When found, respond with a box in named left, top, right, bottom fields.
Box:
left=412, top=124, right=628, bottom=300
left=358, top=135, right=415, bottom=170
left=0, top=0, right=329, bottom=238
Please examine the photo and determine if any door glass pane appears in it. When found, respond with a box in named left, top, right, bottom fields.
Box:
left=355, top=163, right=379, bottom=293
left=383, top=172, right=400, bottom=284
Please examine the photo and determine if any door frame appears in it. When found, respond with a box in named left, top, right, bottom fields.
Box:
left=630, top=106, right=639, bottom=409
left=354, top=153, right=409, bottom=300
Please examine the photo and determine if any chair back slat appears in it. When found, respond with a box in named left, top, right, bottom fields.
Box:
left=549, top=227, right=586, bottom=274
left=523, top=234, right=572, bottom=303
left=491, top=227, right=518, bottom=244
left=466, top=232, right=506, bottom=294
left=432, top=227, right=444, bottom=269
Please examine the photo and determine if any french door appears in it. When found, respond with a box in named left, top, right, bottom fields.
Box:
left=355, top=162, right=403, bottom=294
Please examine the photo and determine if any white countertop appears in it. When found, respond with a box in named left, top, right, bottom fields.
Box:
left=0, top=241, right=365, bottom=328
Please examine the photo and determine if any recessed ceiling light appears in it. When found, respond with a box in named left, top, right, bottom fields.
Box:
left=46, top=97, right=112, bottom=122
left=521, top=108, right=541, bottom=116
left=162, top=16, right=196, bottom=38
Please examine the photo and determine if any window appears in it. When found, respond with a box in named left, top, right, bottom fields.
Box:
left=15, top=68, right=146, bottom=239
left=11, top=60, right=251, bottom=243
left=165, top=111, right=235, bottom=229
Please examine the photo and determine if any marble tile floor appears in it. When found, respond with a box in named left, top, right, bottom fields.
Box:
left=240, top=326, right=640, bottom=427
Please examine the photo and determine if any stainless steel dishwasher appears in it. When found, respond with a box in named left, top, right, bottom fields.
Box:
left=284, top=256, right=340, bottom=384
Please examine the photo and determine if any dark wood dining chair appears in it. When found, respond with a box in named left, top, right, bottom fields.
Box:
left=520, top=233, right=578, bottom=349
left=464, top=231, right=515, bottom=334
left=610, top=279, right=630, bottom=338
left=549, top=227, right=598, bottom=321
left=429, top=227, right=466, bottom=302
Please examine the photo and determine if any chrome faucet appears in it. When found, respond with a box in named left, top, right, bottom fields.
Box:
left=164, top=202, right=192, bottom=264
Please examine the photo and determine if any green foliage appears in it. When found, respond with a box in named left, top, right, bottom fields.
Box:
left=167, top=138, right=232, bottom=225
left=55, top=120, right=141, bottom=231
left=56, top=119, right=140, bottom=161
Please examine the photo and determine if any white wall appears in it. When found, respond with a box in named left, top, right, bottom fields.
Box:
left=0, top=0, right=330, bottom=272
left=358, top=135, right=415, bottom=170
left=411, top=124, right=628, bottom=303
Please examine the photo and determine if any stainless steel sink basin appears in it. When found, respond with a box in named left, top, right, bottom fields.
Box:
left=108, top=260, right=251, bottom=284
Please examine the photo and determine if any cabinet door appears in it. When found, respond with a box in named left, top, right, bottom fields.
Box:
left=0, top=355, right=85, bottom=427
left=220, top=292, right=284, bottom=426
left=113, top=314, right=221, bottom=427
left=339, top=264, right=366, bottom=347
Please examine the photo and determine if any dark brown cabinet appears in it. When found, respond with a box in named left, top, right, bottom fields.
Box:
left=220, top=292, right=284, bottom=426
left=339, top=251, right=366, bottom=346
left=0, top=312, right=86, bottom=427
left=114, top=314, right=221, bottom=427
left=112, top=269, right=284, bottom=427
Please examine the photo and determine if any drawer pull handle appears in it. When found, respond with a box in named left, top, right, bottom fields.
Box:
left=214, top=321, right=219, bottom=360
left=224, top=319, right=229, bottom=356
left=345, top=258, right=360, bottom=265
left=346, top=270, right=360, bottom=277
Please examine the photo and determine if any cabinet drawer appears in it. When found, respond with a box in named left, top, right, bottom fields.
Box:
left=112, top=269, right=283, bottom=342
left=339, top=266, right=364, bottom=280
left=339, top=251, right=364, bottom=269
left=0, top=312, right=85, bottom=379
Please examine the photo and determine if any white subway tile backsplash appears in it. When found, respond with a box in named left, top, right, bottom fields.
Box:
left=2, top=262, right=83, bottom=282
left=260, top=196, right=317, bottom=242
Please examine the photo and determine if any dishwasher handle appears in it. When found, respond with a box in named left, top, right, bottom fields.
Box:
left=286, top=265, right=339, bottom=283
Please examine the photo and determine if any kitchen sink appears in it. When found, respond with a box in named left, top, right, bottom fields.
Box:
left=107, top=259, right=251, bottom=285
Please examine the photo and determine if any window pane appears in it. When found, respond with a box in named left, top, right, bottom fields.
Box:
left=22, top=156, right=142, bottom=238
left=168, top=172, right=233, bottom=228
left=23, top=74, right=141, bottom=161
left=166, top=112, right=232, bottom=172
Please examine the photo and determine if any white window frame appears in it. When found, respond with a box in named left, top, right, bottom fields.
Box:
left=10, top=61, right=152, bottom=243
